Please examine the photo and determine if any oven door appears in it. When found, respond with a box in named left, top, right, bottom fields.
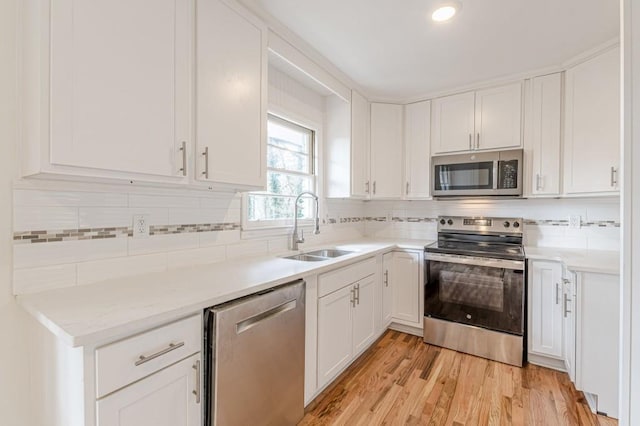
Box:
left=424, top=253, right=525, bottom=335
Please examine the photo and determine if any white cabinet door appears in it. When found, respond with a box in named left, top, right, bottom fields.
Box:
left=474, top=82, right=523, bottom=151
left=391, top=251, right=421, bottom=324
left=404, top=101, right=431, bottom=199
left=351, top=90, right=371, bottom=198
left=317, top=285, right=353, bottom=389
left=576, top=272, right=620, bottom=418
left=50, top=0, right=191, bottom=178
left=564, top=47, right=620, bottom=195
left=370, top=103, right=403, bottom=199
left=431, top=92, right=475, bottom=154
left=97, top=354, right=201, bottom=426
left=352, top=276, right=377, bottom=355
left=381, top=253, right=394, bottom=327
left=196, top=0, right=267, bottom=188
left=529, top=261, right=564, bottom=359
left=563, top=271, right=577, bottom=382
left=431, top=91, right=476, bottom=154
left=527, top=73, right=562, bottom=196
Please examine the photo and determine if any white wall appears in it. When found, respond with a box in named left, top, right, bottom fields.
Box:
left=0, top=0, right=30, bottom=424
left=620, top=0, right=639, bottom=424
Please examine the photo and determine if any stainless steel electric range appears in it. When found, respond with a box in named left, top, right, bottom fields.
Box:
left=423, top=216, right=526, bottom=367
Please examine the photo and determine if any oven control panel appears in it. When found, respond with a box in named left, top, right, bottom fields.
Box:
left=437, top=216, right=523, bottom=234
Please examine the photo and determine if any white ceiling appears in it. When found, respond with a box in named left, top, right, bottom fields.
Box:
left=251, top=0, right=619, bottom=100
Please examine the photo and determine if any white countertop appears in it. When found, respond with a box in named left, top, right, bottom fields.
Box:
left=524, top=246, right=620, bottom=275
left=17, top=239, right=431, bottom=348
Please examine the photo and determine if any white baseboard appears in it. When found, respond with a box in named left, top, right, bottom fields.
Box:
left=388, top=322, right=423, bottom=337
left=527, top=353, right=567, bottom=372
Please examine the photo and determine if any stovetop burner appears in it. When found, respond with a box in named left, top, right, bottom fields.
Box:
left=425, top=216, right=525, bottom=261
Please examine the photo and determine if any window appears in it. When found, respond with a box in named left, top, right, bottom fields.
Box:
left=246, top=115, right=316, bottom=228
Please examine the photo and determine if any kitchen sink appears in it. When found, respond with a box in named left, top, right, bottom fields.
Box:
left=282, top=254, right=329, bottom=262
left=305, top=249, right=354, bottom=258
left=281, top=249, right=355, bottom=262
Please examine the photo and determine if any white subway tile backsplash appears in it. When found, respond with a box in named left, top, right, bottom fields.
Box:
left=14, top=237, right=128, bottom=268
left=77, top=254, right=167, bottom=286
left=226, top=240, right=269, bottom=260
left=128, top=233, right=200, bottom=256
left=13, top=206, right=78, bottom=232
left=129, top=193, right=200, bottom=209
left=13, top=264, right=77, bottom=294
left=167, top=246, right=227, bottom=269
left=198, top=229, right=241, bottom=247
left=14, top=189, right=128, bottom=207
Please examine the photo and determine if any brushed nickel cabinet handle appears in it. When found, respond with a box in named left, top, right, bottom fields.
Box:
left=477, top=133, right=480, bottom=149
left=469, top=134, right=472, bottom=150
left=134, top=341, right=185, bottom=366
left=350, top=288, right=356, bottom=307
left=365, top=181, right=370, bottom=194
left=384, top=270, right=389, bottom=287
left=535, top=174, right=541, bottom=191
left=611, top=166, right=617, bottom=187
left=192, top=360, right=201, bottom=404
left=355, top=283, right=360, bottom=305
left=373, top=181, right=377, bottom=195
left=179, top=141, right=187, bottom=176
left=202, top=147, right=209, bottom=179
left=406, top=182, right=410, bottom=195
left=555, top=283, right=560, bottom=305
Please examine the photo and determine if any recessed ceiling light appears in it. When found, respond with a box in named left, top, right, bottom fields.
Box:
left=432, top=3, right=460, bottom=22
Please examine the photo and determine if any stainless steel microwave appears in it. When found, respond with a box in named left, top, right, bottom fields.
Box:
left=432, top=149, right=523, bottom=198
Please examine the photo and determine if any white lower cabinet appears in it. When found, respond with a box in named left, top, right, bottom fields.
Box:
left=97, top=354, right=201, bottom=426
left=563, top=270, right=577, bottom=382
left=528, top=260, right=564, bottom=359
left=390, top=251, right=422, bottom=325
left=381, top=253, right=394, bottom=327
left=316, top=259, right=378, bottom=389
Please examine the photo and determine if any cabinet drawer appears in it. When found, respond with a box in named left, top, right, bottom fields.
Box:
left=96, top=315, right=201, bottom=398
left=318, top=257, right=376, bottom=297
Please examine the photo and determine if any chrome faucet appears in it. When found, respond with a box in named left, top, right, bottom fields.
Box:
left=291, top=191, right=320, bottom=250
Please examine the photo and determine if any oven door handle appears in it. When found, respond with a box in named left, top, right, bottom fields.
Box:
left=425, top=252, right=524, bottom=271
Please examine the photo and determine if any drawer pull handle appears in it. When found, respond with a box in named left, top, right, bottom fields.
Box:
left=134, top=341, right=185, bottom=366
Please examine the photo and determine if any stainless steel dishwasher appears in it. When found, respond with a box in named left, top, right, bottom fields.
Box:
left=204, top=280, right=305, bottom=426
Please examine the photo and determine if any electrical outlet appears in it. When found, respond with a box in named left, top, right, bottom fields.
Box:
left=133, top=214, right=150, bottom=238
left=569, top=215, right=582, bottom=229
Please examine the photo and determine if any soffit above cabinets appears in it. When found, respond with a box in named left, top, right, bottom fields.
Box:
left=247, top=0, right=619, bottom=101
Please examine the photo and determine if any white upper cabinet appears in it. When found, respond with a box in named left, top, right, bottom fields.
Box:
left=196, top=0, right=267, bottom=189
left=474, top=82, right=523, bottom=151
left=403, top=101, right=431, bottom=199
left=432, top=83, right=523, bottom=155
left=564, top=47, right=620, bottom=195
left=431, top=91, right=476, bottom=154
left=351, top=91, right=371, bottom=198
left=525, top=73, right=563, bottom=196
left=370, top=103, right=403, bottom=199
left=25, top=0, right=193, bottom=182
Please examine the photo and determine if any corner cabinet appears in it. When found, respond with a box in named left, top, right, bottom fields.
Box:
left=22, top=0, right=193, bottom=184
left=403, top=101, right=432, bottom=199
left=563, top=47, right=620, bottom=195
left=432, top=82, right=522, bottom=155
left=196, top=0, right=267, bottom=189
left=370, top=103, right=404, bottom=199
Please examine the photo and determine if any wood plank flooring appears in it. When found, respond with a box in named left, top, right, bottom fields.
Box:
left=300, top=330, right=617, bottom=426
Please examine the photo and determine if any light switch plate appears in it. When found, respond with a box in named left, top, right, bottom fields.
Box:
left=133, top=214, right=150, bottom=238
left=569, top=215, right=582, bottom=229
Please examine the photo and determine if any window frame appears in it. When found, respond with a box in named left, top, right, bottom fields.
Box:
left=242, top=112, right=319, bottom=232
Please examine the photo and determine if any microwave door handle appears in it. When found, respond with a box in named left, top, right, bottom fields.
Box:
left=493, top=161, right=499, bottom=190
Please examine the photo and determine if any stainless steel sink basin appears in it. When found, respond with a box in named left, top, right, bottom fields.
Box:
left=305, top=249, right=355, bottom=258
left=281, top=254, right=328, bottom=262
left=281, top=249, right=355, bottom=262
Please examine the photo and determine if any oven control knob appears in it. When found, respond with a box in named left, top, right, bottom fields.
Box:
left=503, top=221, right=511, bottom=228
left=513, top=221, right=520, bottom=228
left=447, top=219, right=453, bottom=226
left=440, top=219, right=446, bottom=225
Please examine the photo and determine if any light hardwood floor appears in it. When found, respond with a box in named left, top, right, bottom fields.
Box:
left=300, top=330, right=617, bottom=426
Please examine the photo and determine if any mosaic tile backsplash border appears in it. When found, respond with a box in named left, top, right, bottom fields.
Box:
left=12, top=216, right=620, bottom=245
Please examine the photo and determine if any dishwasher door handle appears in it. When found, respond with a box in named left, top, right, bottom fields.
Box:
left=236, top=299, right=297, bottom=334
